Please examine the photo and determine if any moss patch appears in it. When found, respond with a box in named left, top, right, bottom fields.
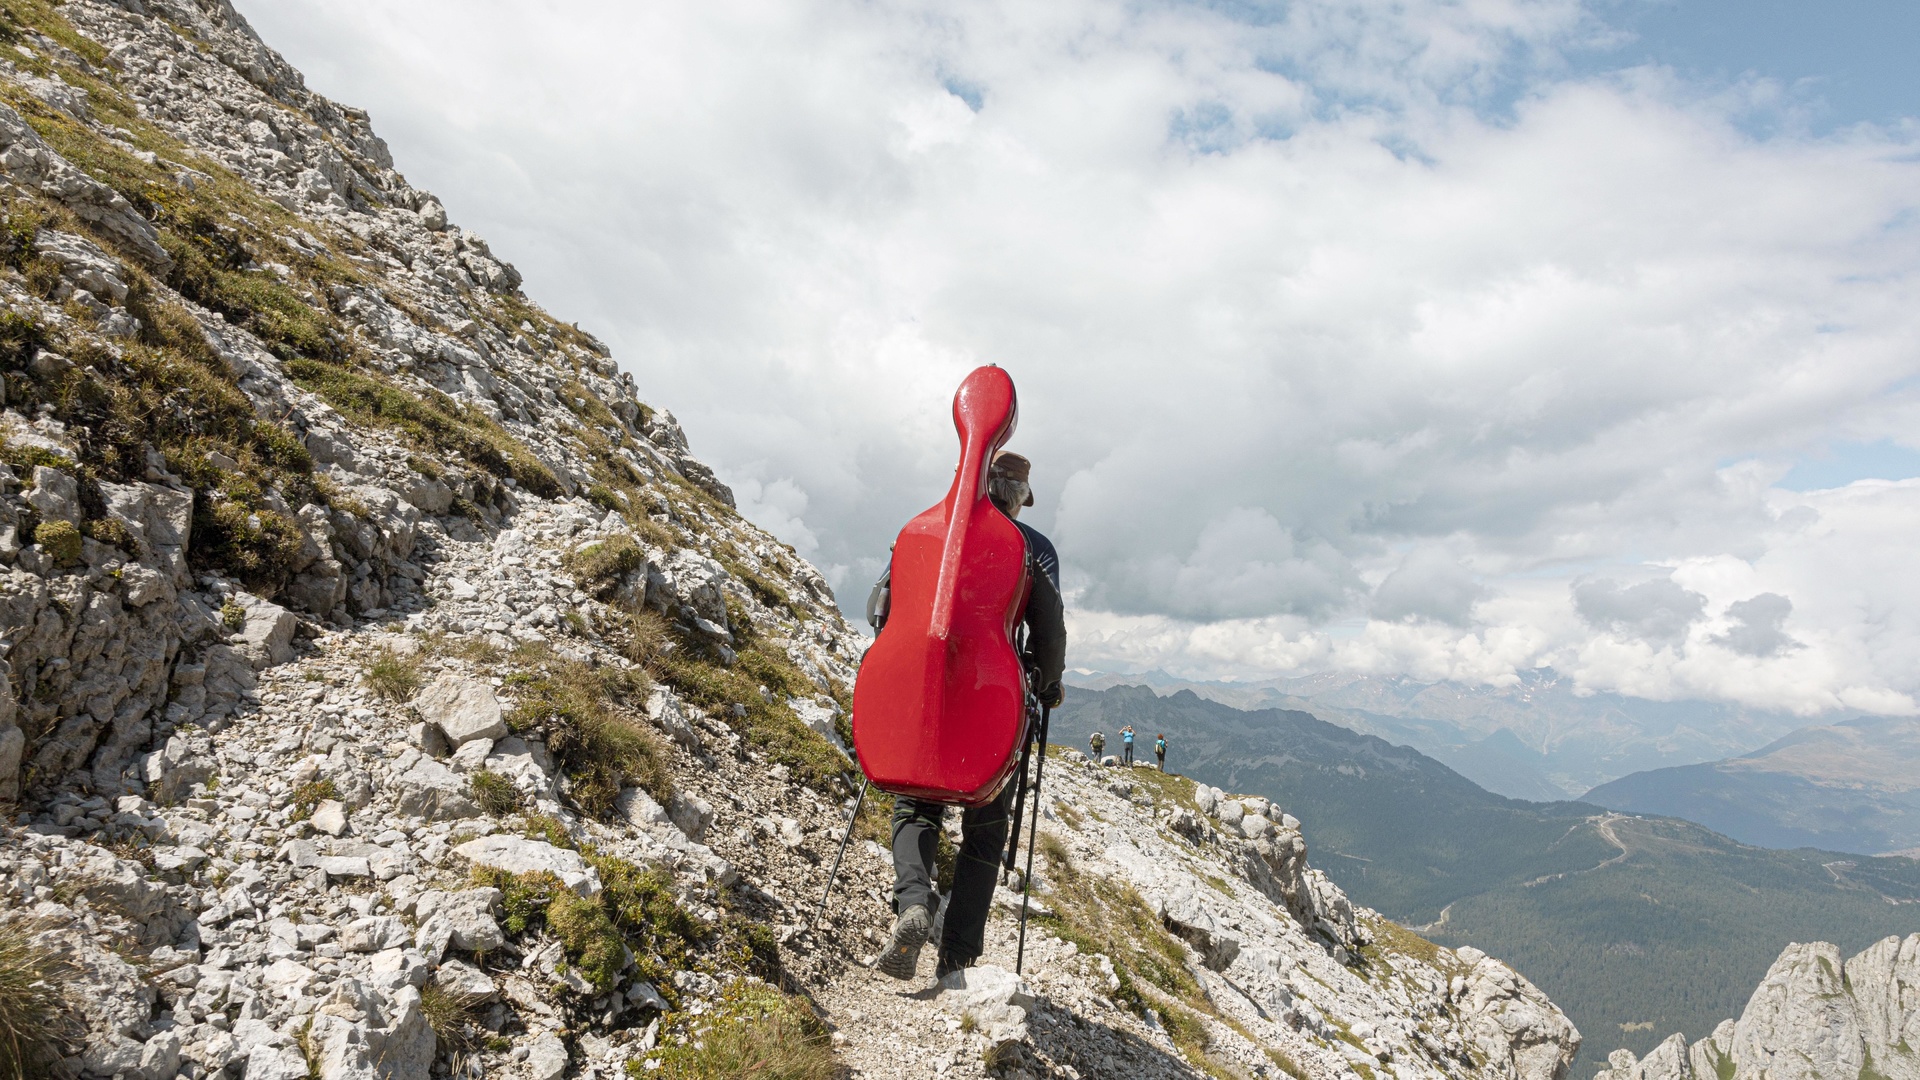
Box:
left=30, top=520, right=78, bottom=566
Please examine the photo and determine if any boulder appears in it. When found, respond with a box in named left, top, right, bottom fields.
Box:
left=310, top=799, right=349, bottom=837
left=24, top=465, right=80, bottom=524
left=433, top=958, right=499, bottom=1002
left=668, top=792, right=714, bottom=843
left=413, top=675, right=506, bottom=746
left=1193, top=785, right=1219, bottom=815
left=234, top=593, right=298, bottom=668
left=937, top=964, right=1033, bottom=1049
left=526, top=1032, right=569, bottom=1080
left=1161, top=889, right=1242, bottom=971
left=393, top=758, right=481, bottom=820
left=414, top=888, right=505, bottom=953
left=340, top=916, right=410, bottom=953
left=145, top=733, right=212, bottom=805
left=1453, top=950, right=1581, bottom=1080
left=454, top=835, right=600, bottom=896
left=306, top=985, right=435, bottom=1080
left=615, top=786, right=672, bottom=829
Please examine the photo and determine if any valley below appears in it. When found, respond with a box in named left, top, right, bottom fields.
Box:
left=1054, top=684, right=1920, bottom=1070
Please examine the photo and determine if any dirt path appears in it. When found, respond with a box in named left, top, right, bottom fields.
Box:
left=813, top=895, right=1207, bottom=1080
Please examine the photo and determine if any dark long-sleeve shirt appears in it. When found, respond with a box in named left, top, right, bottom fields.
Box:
left=1013, top=522, right=1066, bottom=699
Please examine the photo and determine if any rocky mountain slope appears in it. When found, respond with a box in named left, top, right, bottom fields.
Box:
left=1593, top=934, right=1920, bottom=1080
left=1586, top=715, right=1920, bottom=856
left=1053, top=685, right=1920, bottom=1071
left=0, top=2, right=1581, bottom=1078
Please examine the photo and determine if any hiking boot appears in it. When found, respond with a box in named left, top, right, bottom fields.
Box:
left=934, top=951, right=969, bottom=982
left=874, top=905, right=931, bottom=980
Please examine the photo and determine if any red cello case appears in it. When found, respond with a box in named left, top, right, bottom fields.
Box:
left=852, top=366, right=1033, bottom=806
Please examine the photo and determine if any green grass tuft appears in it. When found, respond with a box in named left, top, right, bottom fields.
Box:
left=561, top=533, right=645, bottom=599
left=361, top=647, right=423, bottom=702
left=634, top=981, right=833, bottom=1080
left=418, top=983, right=481, bottom=1072
left=546, top=890, right=627, bottom=992
left=655, top=633, right=849, bottom=791
left=468, top=770, right=520, bottom=816
left=503, top=644, right=671, bottom=818
left=473, top=855, right=704, bottom=998
left=288, top=779, right=338, bottom=821
left=286, top=357, right=561, bottom=498
left=0, top=920, right=77, bottom=1080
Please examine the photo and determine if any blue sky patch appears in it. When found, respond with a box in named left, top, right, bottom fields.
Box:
left=1575, top=0, right=1920, bottom=131
left=1778, top=439, right=1920, bottom=491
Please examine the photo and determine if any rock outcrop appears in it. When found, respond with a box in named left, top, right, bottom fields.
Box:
left=0, top=2, right=1580, bottom=1078
left=1595, top=935, right=1920, bottom=1080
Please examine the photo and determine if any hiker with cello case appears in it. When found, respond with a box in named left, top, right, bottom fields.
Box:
left=808, top=366, right=1066, bottom=983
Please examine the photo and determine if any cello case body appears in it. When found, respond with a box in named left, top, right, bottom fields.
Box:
left=853, top=366, right=1033, bottom=806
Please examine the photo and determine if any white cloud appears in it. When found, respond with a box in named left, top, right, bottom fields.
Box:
left=1572, top=576, right=1706, bottom=645
left=236, top=0, right=1920, bottom=715
left=1371, top=546, right=1486, bottom=625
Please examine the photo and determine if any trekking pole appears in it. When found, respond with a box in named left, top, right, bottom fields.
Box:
left=1002, top=722, right=1036, bottom=875
left=1015, top=703, right=1052, bottom=975
left=808, top=778, right=870, bottom=933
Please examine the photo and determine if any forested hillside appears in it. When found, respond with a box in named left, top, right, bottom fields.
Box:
left=1587, top=714, right=1920, bottom=856
left=1054, top=685, right=1920, bottom=1068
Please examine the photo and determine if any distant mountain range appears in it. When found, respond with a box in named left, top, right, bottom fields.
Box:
left=1585, top=715, right=1920, bottom=856
left=1052, top=684, right=1920, bottom=1072
left=1066, top=668, right=1815, bottom=799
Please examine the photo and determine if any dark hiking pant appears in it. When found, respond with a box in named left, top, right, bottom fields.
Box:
left=1123, top=743, right=1133, bottom=765
left=1156, top=751, right=1165, bottom=770
left=890, top=784, right=1013, bottom=968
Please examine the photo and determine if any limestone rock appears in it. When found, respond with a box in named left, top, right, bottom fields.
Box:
left=615, top=785, right=672, bottom=828
left=454, top=835, right=600, bottom=896
left=526, top=1032, right=569, bottom=1080
left=668, top=791, right=714, bottom=842
left=234, top=593, right=298, bottom=668
left=433, top=958, right=499, bottom=1002
left=414, top=888, right=505, bottom=953
left=413, top=675, right=507, bottom=746
left=1604, top=934, right=1920, bottom=1080
left=310, top=798, right=349, bottom=836
left=938, top=964, right=1033, bottom=1048
left=341, top=915, right=410, bottom=953
left=393, top=757, right=482, bottom=820
left=1453, top=949, right=1582, bottom=1080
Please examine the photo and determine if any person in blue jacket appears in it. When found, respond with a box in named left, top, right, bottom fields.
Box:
left=1121, top=725, right=1135, bottom=766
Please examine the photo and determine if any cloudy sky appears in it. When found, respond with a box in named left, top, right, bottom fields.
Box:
left=240, top=0, right=1920, bottom=716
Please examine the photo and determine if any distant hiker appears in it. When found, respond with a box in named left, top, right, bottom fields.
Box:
left=1089, top=731, right=1106, bottom=760
left=875, top=450, right=1066, bottom=982
left=1155, top=733, right=1167, bottom=771
left=1121, top=725, right=1135, bottom=766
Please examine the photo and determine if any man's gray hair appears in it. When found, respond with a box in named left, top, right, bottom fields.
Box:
left=988, top=474, right=1030, bottom=511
